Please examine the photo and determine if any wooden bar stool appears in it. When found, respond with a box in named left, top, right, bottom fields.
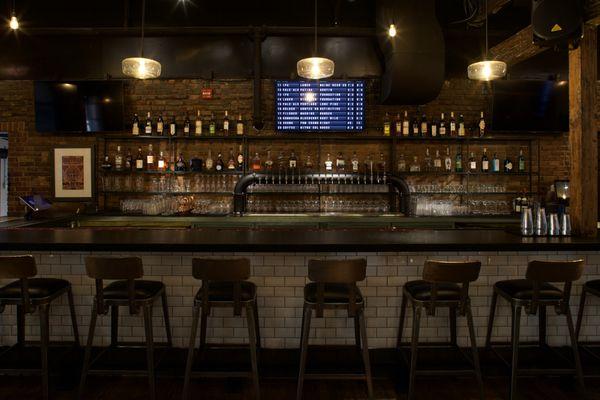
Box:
left=78, top=257, right=172, bottom=400
left=396, top=260, right=483, bottom=400
left=0, top=255, right=79, bottom=400
left=182, top=258, right=260, bottom=400
left=485, top=259, right=585, bottom=400
left=576, top=279, right=600, bottom=341
left=296, top=258, right=373, bottom=400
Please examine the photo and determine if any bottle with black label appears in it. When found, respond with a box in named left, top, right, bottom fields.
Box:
left=183, top=113, right=191, bottom=136
left=481, top=148, right=489, bottom=172
left=383, top=113, right=391, bottom=136
left=132, top=113, right=140, bottom=136
left=237, top=145, right=245, bottom=171
left=215, top=152, right=224, bottom=172
left=157, top=114, right=164, bottom=136
left=145, top=112, right=152, bottom=135
left=169, top=116, right=177, bottom=136
left=135, top=147, right=144, bottom=171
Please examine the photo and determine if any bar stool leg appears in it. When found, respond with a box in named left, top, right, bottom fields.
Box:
left=199, top=309, right=208, bottom=351
left=110, top=305, right=119, bottom=347
left=358, top=307, right=374, bottom=399
left=67, top=286, right=80, bottom=346
left=79, top=302, right=97, bottom=400
left=538, top=306, right=547, bottom=347
left=246, top=302, right=260, bottom=400
left=161, top=291, right=173, bottom=347
left=449, top=307, right=457, bottom=347
left=466, top=303, right=484, bottom=400
left=253, top=300, right=261, bottom=350
left=408, top=305, right=422, bottom=400
left=575, top=288, right=587, bottom=341
left=485, top=291, right=498, bottom=349
left=354, top=314, right=361, bottom=350
left=16, top=304, right=25, bottom=347
left=296, top=303, right=312, bottom=400
left=509, top=305, right=522, bottom=400
left=143, top=304, right=156, bottom=400
left=564, top=304, right=585, bottom=393
left=396, top=292, right=407, bottom=349
left=183, top=303, right=201, bottom=400
left=39, top=304, right=50, bottom=400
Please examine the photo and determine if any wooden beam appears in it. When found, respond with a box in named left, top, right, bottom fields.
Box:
left=488, top=25, right=547, bottom=66
left=569, top=23, right=598, bottom=237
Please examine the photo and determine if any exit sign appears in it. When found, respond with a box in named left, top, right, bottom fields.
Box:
left=201, top=88, right=213, bottom=99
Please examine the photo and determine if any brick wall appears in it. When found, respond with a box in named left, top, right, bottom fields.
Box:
left=0, top=78, right=576, bottom=216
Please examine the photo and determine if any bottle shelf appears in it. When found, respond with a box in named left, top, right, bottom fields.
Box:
left=100, top=169, right=244, bottom=175
left=101, top=191, right=232, bottom=195
left=400, top=171, right=533, bottom=176
left=411, top=191, right=534, bottom=196
left=100, top=134, right=244, bottom=141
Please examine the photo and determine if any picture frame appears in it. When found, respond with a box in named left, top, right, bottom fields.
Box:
left=51, top=146, right=95, bottom=201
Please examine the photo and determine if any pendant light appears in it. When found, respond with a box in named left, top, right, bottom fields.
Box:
left=296, top=0, right=335, bottom=80
left=122, top=0, right=161, bottom=79
left=8, top=0, right=18, bottom=30
left=467, top=0, right=506, bottom=81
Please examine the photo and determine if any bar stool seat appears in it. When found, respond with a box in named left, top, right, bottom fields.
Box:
left=0, top=278, right=70, bottom=300
left=494, top=279, right=563, bottom=300
left=404, top=280, right=461, bottom=300
left=103, top=279, right=165, bottom=300
left=583, top=279, right=600, bottom=293
left=197, top=280, right=256, bottom=302
left=304, top=282, right=363, bottom=303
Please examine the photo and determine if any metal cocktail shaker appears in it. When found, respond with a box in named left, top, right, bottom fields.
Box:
left=547, top=213, right=560, bottom=236
left=521, top=207, right=533, bottom=236
left=560, top=213, right=571, bottom=236
left=534, top=207, right=547, bottom=236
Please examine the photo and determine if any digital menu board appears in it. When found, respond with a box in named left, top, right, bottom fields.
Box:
left=275, top=80, right=365, bottom=132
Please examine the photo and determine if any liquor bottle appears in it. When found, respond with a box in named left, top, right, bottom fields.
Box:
left=125, top=148, right=133, bottom=170
left=215, top=152, right=225, bottom=172
left=175, top=153, right=186, bottom=172
left=265, top=150, right=274, bottom=171
left=449, top=112, right=457, bottom=136
left=439, top=113, right=447, bottom=137
left=378, top=152, right=386, bottom=173
left=411, top=114, right=419, bottom=136
left=458, top=114, right=466, bottom=137
left=336, top=152, right=346, bottom=172
left=478, top=111, right=486, bottom=137
left=251, top=152, right=262, bottom=171
left=237, top=145, right=245, bottom=171
left=481, top=148, right=489, bottom=172
left=190, top=155, right=203, bottom=172
left=409, top=156, right=420, bottom=172
left=236, top=114, right=244, bottom=136
left=145, top=112, right=152, bottom=135
left=420, top=114, right=428, bottom=137
left=289, top=150, right=298, bottom=171
left=492, top=152, right=500, bottom=172
left=431, top=116, right=438, bottom=137
left=209, top=113, right=216, bottom=136
left=205, top=149, right=214, bottom=171
left=157, top=114, right=164, bottom=136
left=101, top=154, right=112, bottom=170
left=364, top=154, right=374, bottom=175
left=468, top=151, right=477, bottom=172
left=195, top=110, right=203, bottom=136
left=397, top=153, right=406, bottom=172
left=135, top=147, right=144, bottom=171
left=157, top=151, right=167, bottom=171
left=146, top=144, right=155, bottom=171
left=383, top=112, right=391, bottom=136
left=114, top=146, right=123, bottom=170
left=227, top=148, right=236, bottom=170
left=394, top=113, right=402, bottom=137
left=223, top=111, right=230, bottom=135
left=324, top=153, right=334, bottom=171
left=277, top=151, right=286, bottom=172
left=304, top=154, right=313, bottom=173
left=351, top=151, right=360, bottom=172
left=132, top=113, right=140, bottom=135
left=169, top=116, right=177, bottom=136
left=504, top=155, right=513, bottom=173
left=455, top=147, right=463, bottom=173
left=433, top=149, right=442, bottom=171
left=402, top=110, right=410, bottom=137
left=518, top=149, right=526, bottom=172
left=183, top=113, right=191, bottom=136
left=424, top=148, right=432, bottom=172
left=444, top=147, right=452, bottom=171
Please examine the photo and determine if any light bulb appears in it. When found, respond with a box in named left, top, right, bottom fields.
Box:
left=482, top=63, right=492, bottom=79
left=388, top=24, right=397, bottom=38
left=9, top=15, right=19, bottom=30
left=310, top=60, right=321, bottom=76
left=138, top=60, right=147, bottom=75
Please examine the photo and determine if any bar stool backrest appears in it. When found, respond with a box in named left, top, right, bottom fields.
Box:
left=85, top=256, right=144, bottom=315
left=192, top=258, right=251, bottom=316
left=525, top=259, right=584, bottom=311
left=422, top=260, right=481, bottom=315
left=308, top=258, right=367, bottom=317
left=0, top=255, right=37, bottom=312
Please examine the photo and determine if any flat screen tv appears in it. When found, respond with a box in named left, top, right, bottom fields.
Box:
left=275, top=80, right=365, bottom=132
left=35, top=81, right=124, bottom=133
left=492, top=79, right=568, bottom=133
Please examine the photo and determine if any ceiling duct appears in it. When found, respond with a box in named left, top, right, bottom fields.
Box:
left=376, top=0, right=445, bottom=104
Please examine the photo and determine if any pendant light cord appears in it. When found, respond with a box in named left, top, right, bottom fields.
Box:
left=314, top=0, right=318, bottom=56
left=484, top=0, right=488, bottom=60
left=12, top=0, right=16, bottom=15
left=140, top=0, right=146, bottom=58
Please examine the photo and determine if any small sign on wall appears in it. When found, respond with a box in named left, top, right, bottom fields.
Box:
left=201, top=88, right=213, bottom=99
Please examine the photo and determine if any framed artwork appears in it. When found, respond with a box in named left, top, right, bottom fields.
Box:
left=51, top=146, right=95, bottom=201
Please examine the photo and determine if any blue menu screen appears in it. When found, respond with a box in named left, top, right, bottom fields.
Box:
left=275, top=80, right=365, bottom=132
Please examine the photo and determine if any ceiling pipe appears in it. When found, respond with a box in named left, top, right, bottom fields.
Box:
left=253, top=27, right=265, bottom=131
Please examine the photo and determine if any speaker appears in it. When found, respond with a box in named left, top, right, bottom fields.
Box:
left=532, top=0, right=583, bottom=48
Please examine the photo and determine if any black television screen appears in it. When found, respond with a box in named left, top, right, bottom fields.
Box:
left=492, top=80, right=568, bottom=132
left=35, top=81, right=124, bottom=133
left=275, top=80, right=365, bottom=132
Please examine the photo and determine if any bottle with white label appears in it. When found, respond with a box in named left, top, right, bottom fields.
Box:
left=183, top=113, right=191, bottom=136
left=324, top=153, right=333, bottom=171
left=397, top=153, right=406, bottom=172
left=236, top=114, right=244, bottom=136
left=351, top=151, right=360, bottom=172
left=518, top=149, right=526, bottom=172
left=402, top=111, right=410, bottom=137
left=157, top=151, right=167, bottom=171
left=458, top=114, right=466, bottom=137
left=409, top=156, right=420, bottom=172
left=157, top=114, right=164, bottom=136
left=420, top=114, right=428, bottom=137
left=444, top=147, right=452, bottom=171
left=468, top=151, right=477, bottom=172
left=289, top=150, right=298, bottom=170
left=433, top=149, right=442, bottom=171
left=115, top=146, right=123, bottom=170
left=135, top=147, right=144, bottom=171
left=431, top=116, right=438, bottom=137
left=424, top=148, right=432, bottom=172
left=439, top=113, right=447, bottom=136
left=336, top=152, right=346, bottom=172
left=132, top=113, right=140, bottom=136
left=169, top=116, right=177, bottom=136
left=205, top=149, right=214, bottom=171
left=481, top=148, right=489, bottom=172
left=449, top=112, right=457, bottom=136
left=216, top=152, right=225, bottom=172
left=146, top=144, right=155, bottom=171
left=145, top=112, right=152, bottom=135
left=195, top=110, right=202, bottom=136
left=223, top=111, right=230, bottom=135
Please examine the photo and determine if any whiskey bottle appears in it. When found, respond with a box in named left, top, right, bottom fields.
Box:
left=478, top=111, right=486, bottom=137
left=481, top=148, right=489, bottom=172
left=157, top=151, right=167, bottom=171
left=215, top=152, right=225, bottom=172
left=277, top=151, right=286, bottom=172
left=336, top=152, right=346, bottom=172
left=175, top=153, right=186, bottom=172
left=394, top=113, right=402, bottom=137
left=504, top=155, right=513, bottom=173
left=195, top=110, right=203, bottom=136
left=115, top=146, right=123, bottom=170
left=458, top=114, right=466, bottom=137
left=324, top=153, right=334, bottom=171
left=132, top=113, right=140, bottom=136
left=433, top=149, right=442, bottom=171
left=383, top=112, right=391, bottom=136
left=101, top=154, right=112, bottom=170
left=409, top=156, right=420, bottom=172
left=444, top=147, right=452, bottom=171
left=468, top=151, right=477, bottom=172
left=237, top=144, right=244, bottom=171
left=289, top=150, right=298, bottom=171
left=424, top=148, right=432, bottom=171
left=227, top=148, right=236, bottom=170
left=351, top=151, right=360, bottom=172
left=209, top=113, right=216, bottom=136
left=518, top=149, right=526, bottom=172
left=236, top=114, right=244, bottom=136
left=439, top=113, right=447, bottom=136
left=205, top=149, right=214, bottom=171
left=378, top=152, right=386, bottom=173
left=397, top=153, right=406, bottom=172
left=420, top=114, right=428, bottom=137
left=125, top=148, right=133, bottom=170
left=449, top=112, right=457, bottom=136
left=169, top=116, right=177, bottom=136
left=411, top=114, right=419, bottom=136
left=183, top=113, right=191, bottom=136
left=265, top=150, right=274, bottom=171
left=402, top=111, right=410, bottom=137
left=223, top=111, right=230, bottom=135
left=251, top=152, right=262, bottom=171
left=145, top=112, right=152, bottom=135
left=135, top=147, right=144, bottom=171
left=431, top=116, right=438, bottom=137
left=491, top=152, right=500, bottom=172
left=304, top=154, right=313, bottom=173
left=157, top=114, right=164, bottom=136
left=455, top=147, right=463, bottom=173
left=364, top=153, right=374, bottom=175
left=146, top=144, right=155, bottom=171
